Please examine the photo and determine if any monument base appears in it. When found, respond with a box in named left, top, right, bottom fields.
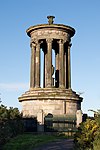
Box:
left=19, top=88, right=82, bottom=131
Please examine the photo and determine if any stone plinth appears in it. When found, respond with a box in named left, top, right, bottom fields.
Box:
left=76, top=110, right=83, bottom=127
left=19, top=88, right=82, bottom=119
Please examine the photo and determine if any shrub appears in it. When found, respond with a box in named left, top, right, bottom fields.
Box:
left=93, top=112, right=100, bottom=150
left=0, top=104, right=24, bottom=146
left=93, top=132, right=100, bottom=150
left=74, top=110, right=100, bottom=150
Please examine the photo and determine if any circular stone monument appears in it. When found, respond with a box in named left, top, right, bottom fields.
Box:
left=18, top=16, right=83, bottom=132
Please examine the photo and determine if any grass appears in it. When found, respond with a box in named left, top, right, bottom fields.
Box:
left=2, top=133, right=67, bottom=150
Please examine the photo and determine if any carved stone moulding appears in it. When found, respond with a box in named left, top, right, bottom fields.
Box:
left=30, top=29, right=70, bottom=43
left=26, top=24, right=75, bottom=37
left=27, top=24, right=75, bottom=44
left=19, top=88, right=82, bottom=118
left=19, top=88, right=83, bottom=102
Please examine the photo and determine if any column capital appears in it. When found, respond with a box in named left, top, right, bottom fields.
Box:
left=30, top=42, right=36, bottom=48
left=46, top=38, right=53, bottom=43
left=58, top=39, right=65, bottom=45
left=59, top=39, right=63, bottom=44
left=30, top=38, right=37, bottom=46
left=30, top=39, right=43, bottom=47
left=35, top=39, right=43, bottom=48
left=34, top=39, right=39, bottom=45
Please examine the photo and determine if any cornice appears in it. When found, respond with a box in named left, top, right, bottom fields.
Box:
left=26, top=24, right=75, bottom=37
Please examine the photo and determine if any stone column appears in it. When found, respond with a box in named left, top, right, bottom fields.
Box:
left=56, top=52, right=59, bottom=71
left=46, top=38, right=53, bottom=87
left=59, top=39, right=64, bottom=88
left=68, top=43, right=71, bottom=89
left=45, top=51, right=47, bottom=88
left=64, top=49, right=67, bottom=88
left=30, top=42, right=35, bottom=89
left=56, top=51, right=59, bottom=70
left=43, top=50, right=45, bottom=88
left=35, top=40, right=40, bottom=88
left=55, top=51, right=59, bottom=87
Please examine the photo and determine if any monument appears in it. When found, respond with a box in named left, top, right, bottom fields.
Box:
left=18, top=16, right=83, bottom=132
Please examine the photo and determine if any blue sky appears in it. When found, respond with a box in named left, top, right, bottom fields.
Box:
left=0, top=0, right=100, bottom=116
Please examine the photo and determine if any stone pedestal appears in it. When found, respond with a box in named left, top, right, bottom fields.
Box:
left=19, top=88, right=82, bottom=119
left=37, top=110, right=44, bottom=132
left=76, top=110, right=83, bottom=127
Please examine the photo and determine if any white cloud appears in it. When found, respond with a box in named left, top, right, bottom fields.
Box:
left=0, top=83, right=29, bottom=91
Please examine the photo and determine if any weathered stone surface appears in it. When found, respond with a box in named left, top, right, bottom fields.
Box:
left=30, top=29, right=70, bottom=43
left=19, top=88, right=82, bottom=118
left=76, top=110, right=83, bottom=127
left=18, top=17, right=83, bottom=130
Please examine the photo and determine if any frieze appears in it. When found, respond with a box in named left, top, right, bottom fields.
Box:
left=30, top=29, right=70, bottom=43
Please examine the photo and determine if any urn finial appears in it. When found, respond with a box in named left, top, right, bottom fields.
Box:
left=47, top=16, right=55, bottom=24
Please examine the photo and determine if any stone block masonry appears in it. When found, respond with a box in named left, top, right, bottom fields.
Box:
left=18, top=16, right=83, bottom=132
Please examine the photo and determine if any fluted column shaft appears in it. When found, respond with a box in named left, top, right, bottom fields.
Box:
left=35, top=40, right=40, bottom=88
left=55, top=51, right=59, bottom=87
left=56, top=52, right=59, bottom=70
left=68, top=43, right=71, bottom=89
left=64, top=49, right=67, bottom=88
left=45, top=51, right=47, bottom=87
left=59, top=40, right=65, bottom=88
left=43, top=50, right=45, bottom=88
left=30, top=43, right=35, bottom=89
left=46, top=38, right=52, bottom=87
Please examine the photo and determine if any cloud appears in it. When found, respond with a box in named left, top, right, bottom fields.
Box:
left=0, top=83, right=29, bottom=91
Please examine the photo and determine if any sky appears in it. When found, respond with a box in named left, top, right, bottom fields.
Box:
left=0, top=0, right=100, bottom=116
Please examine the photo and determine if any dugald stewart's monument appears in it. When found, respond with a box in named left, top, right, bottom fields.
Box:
left=19, top=16, right=83, bottom=132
